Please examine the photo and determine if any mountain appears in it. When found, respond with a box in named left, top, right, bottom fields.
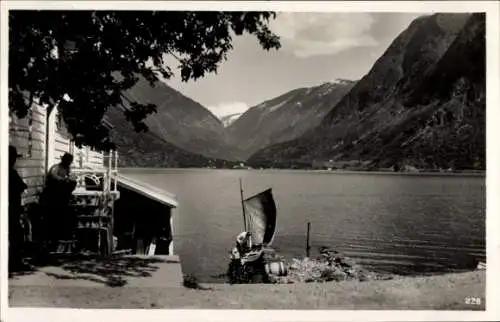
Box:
left=109, top=75, right=237, bottom=161
left=220, top=112, right=243, bottom=127
left=249, top=13, right=484, bottom=171
left=226, top=79, right=355, bottom=160
left=107, top=105, right=238, bottom=168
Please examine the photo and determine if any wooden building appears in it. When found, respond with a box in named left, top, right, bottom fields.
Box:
left=114, top=175, right=178, bottom=256
left=9, top=100, right=179, bottom=256
left=8, top=100, right=108, bottom=205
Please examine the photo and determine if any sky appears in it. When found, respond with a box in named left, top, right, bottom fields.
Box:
left=164, top=12, right=426, bottom=119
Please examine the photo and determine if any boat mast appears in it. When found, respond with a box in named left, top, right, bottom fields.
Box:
left=239, top=178, right=247, bottom=231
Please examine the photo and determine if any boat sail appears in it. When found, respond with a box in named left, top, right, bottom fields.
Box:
left=227, top=180, right=283, bottom=284
left=242, top=188, right=277, bottom=247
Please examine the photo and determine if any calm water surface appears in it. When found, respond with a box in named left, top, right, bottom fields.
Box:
left=120, top=168, right=486, bottom=282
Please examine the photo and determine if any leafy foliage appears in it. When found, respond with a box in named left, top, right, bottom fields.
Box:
left=9, top=10, right=280, bottom=150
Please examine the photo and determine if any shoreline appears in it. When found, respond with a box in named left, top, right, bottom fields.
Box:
left=206, top=266, right=482, bottom=285
left=119, top=167, right=485, bottom=177
left=202, top=248, right=485, bottom=285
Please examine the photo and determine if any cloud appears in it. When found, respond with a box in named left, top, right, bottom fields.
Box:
left=206, top=101, right=249, bottom=119
left=269, top=12, right=378, bottom=58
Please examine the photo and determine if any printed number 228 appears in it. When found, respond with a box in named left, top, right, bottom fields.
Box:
left=465, top=297, right=481, bottom=305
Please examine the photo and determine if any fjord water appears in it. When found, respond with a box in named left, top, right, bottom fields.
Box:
left=121, top=168, right=485, bottom=283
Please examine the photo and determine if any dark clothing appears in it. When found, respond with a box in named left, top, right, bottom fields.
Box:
left=45, top=164, right=76, bottom=194
left=9, top=168, right=27, bottom=215
left=41, top=163, right=77, bottom=247
left=9, top=167, right=27, bottom=270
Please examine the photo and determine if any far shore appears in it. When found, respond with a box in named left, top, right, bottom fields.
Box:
left=118, top=167, right=485, bottom=177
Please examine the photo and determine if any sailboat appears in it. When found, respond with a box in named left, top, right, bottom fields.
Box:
left=242, top=185, right=277, bottom=246
left=227, top=179, right=285, bottom=283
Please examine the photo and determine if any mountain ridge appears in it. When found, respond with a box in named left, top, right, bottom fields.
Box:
left=220, top=112, right=243, bottom=127
left=248, top=13, right=484, bottom=171
left=226, top=79, right=356, bottom=160
left=106, top=74, right=242, bottom=163
left=106, top=74, right=244, bottom=166
left=107, top=13, right=484, bottom=171
left=107, top=103, right=238, bottom=168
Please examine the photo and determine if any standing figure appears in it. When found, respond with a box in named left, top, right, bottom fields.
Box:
left=8, top=146, right=29, bottom=272
left=40, top=153, right=77, bottom=250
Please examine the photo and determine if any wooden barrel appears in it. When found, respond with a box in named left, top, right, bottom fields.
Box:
left=265, top=261, right=287, bottom=276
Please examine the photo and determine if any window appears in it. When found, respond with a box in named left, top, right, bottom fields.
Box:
left=55, top=110, right=72, bottom=139
left=27, top=109, right=33, bottom=158
left=55, top=111, right=64, bottom=132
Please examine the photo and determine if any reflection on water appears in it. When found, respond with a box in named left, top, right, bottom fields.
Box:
left=121, top=168, right=486, bottom=282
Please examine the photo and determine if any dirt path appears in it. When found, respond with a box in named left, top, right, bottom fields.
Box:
left=9, top=271, right=485, bottom=310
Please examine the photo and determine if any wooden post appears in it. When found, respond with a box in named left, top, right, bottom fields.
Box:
left=44, top=105, right=57, bottom=175
left=107, top=195, right=114, bottom=256
left=239, top=178, right=247, bottom=231
left=108, top=150, right=112, bottom=173
left=114, top=150, right=118, bottom=192
left=78, top=150, right=84, bottom=169
left=306, top=222, right=311, bottom=258
left=169, top=208, right=175, bottom=255
left=104, top=150, right=111, bottom=194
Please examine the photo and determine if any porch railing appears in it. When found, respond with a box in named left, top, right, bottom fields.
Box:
left=55, top=150, right=120, bottom=255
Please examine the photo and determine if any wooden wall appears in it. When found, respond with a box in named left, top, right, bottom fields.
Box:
left=9, top=105, right=47, bottom=205
left=9, top=104, right=105, bottom=205
left=51, top=109, right=105, bottom=170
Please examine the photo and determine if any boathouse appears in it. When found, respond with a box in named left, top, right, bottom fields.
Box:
left=9, top=99, right=179, bottom=256
left=114, top=175, right=178, bottom=256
